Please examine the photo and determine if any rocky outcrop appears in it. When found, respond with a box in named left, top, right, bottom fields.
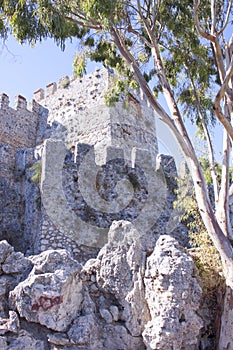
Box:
left=10, top=250, right=83, bottom=332
left=143, top=235, right=203, bottom=350
left=0, top=221, right=203, bottom=349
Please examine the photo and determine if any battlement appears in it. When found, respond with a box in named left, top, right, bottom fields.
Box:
left=32, top=67, right=157, bottom=157
left=0, top=93, right=42, bottom=150
left=0, top=93, right=41, bottom=113
left=33, top=67, right=109, bottom=103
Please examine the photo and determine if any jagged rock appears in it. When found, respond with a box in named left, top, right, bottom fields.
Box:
left=0, top=241, right=14, bottom=266
left=48, top=332, right=70, bottom=346
left=96, top=220, right=150, bottom=336
left=142, top=235, right=203, bottom=350
left=0, top=241, right=32, bottom=318
left=67, top=314, right=103, bottom=348
left=7, top=311, right=20, bottom=333
left=0, top=311, right=19, bottom=335
left=109, top=305, right=119, bottom=321
left=99, top=308, right=113, bottom=323
left=0, top=336, right=7, bottom=349
left=6, top=329, right=45, bottom=350
left=10, top=249, right=83, bottom=332
left=0, top=275, right=16, bottom=317
left=103, top=324, right=146, bottom=350
left=2, top=251, right=32, bottom=275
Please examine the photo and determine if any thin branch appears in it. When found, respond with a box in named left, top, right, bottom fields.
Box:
left=214, top=55, right=233, bottom=124
left=193, top=0, right=215, bottom=42
left=218, top=0, right=233, bottom=35
left=213, top=36, right=226, bottom=83
left=211, top=0, right=216, bottom=35
left=217, top=126, right=233, bottom=239
left=64, top=16, right=102, bottom=30
left=127, top=25, right=152, bottom=48
left=110, top=25, right=193, bottom=158
left=189, top=74, right=219, bottom=200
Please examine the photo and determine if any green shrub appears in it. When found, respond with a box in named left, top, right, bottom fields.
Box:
left=30, top=160, right=42, bottom=184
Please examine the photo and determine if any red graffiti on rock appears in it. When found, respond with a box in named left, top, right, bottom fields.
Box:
left=31, top=295, right=63, bottom=311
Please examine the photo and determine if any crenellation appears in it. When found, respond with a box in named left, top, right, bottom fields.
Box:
left=29, top=99, right=42, bottom=113
left=46, top=82, right=57, bottom=96
left=0, top=93, right=10, bottom=109
left=0, top=94, right=44, bottom=151
left=15, top=95, right=27, bottom=110
left=34, top=88, right=45, bottom=102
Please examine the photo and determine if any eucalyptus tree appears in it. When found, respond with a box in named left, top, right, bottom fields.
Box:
left=1, top=1, right=233, bottom=348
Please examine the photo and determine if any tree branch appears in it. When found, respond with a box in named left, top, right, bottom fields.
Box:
left=65, top=15, right=102, bottom=30
left=214, top=57, right=233, bottom=141
left=189, top=74, right=219, bottom=201
left=211, top=0, right=216, bottom=35
left=193, top=0, right=215, bottom=42
left=218, top=0, right=233, bottom=35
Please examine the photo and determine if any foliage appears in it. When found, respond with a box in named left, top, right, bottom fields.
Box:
left=30, top=160, right=42, bottom=184
left=60, top=76, right=70, bottom=88
left=174, top=175, right=224, bottom=312
left=198, top=157, right=225, bottom=185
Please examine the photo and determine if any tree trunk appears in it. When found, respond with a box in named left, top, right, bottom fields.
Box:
left=218, top=285, right=233, bottom=350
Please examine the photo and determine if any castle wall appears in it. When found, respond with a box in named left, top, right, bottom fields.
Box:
left=0, top=68, right=159, bottom=257
left=0, top=94, right=45, bottom=253
left=0, top=94, right=41, bottom=151
left=35, top=67, right=158, bottom=158
left=30, top=68, right=159, bottom=257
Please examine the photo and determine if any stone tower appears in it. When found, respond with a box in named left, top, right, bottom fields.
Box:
left=0, top=67, right=163, bottom=258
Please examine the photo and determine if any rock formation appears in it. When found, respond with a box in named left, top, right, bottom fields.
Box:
left=0, top=222, right=203, bottom=349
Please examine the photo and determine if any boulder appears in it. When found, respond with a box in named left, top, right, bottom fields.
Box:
left=10, top=249, right=83, bottom=332
left=142, top=235, right=203, bottom=350
left=96, top=220, right=150, bottom=336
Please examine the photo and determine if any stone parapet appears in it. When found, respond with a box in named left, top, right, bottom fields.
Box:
left=0, top=94, right=42, bottom=150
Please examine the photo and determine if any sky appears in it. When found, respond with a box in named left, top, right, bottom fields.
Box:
left=0, top=36, right=87, bottom=104
left=0, top=34, right=223, bottom=164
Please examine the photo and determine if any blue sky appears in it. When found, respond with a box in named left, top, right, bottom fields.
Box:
left=0, top=36, right=84, bottom=104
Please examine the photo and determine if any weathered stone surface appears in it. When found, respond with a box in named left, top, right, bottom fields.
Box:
left=96, top=220, right=150, bottom=336
left=0, top=311, right=19, bottom=335
left=0, top=336, right=7, bottom=349
left=0, top=230, right=204, bottom=350
left=0, top=241, right=14, bottom=265
left=6, top=329, right=46, bottom=350
left=10, top=249, right=83, bottom=331
left=142, top=235, right=203, bottom=350
left=2, top=251, right=32, bottom=275
left=103, top=324, right=146, bottom=350
left=67, top=314, right=103, bottom=349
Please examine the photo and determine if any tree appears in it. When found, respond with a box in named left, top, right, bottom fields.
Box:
left=1, top=0, right=233, bottom=348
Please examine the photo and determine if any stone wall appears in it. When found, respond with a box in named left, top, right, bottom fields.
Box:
left=0, top=67, right=161, bottom=256
left=0, top=94, right=41, bottom=151
left=0, top=94, right=46, bottom=253
left=35, top=67, right=158, bottom=158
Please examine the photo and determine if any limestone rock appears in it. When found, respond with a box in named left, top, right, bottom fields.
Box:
left=96, top=220, right=150, bottom=336
left=0, top=336, right=7, bottom=349
left=10, top=249, right=83, bottom=331
left=142, top=235, right=203, bottom=350
left=0, top=310, right=19, bottom=335
left=103, top=324, right=146, bottom=350
left=6, top=329, right=45, bottom=350
left=2, top=251, right=32, bottom=275
left=0, top=240, right=14, bottom=266
left=67, top=314, right=103, bottom=349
